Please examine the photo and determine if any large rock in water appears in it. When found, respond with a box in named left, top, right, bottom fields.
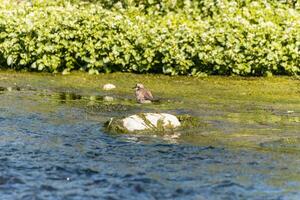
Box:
left=106, top=113, right=181, bottom=133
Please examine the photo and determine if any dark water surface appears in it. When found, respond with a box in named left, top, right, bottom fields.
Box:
left=0, top=78, right=300, bottom=199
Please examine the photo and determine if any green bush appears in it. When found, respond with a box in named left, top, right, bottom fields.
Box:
left=0, top=0, right=299, bottom=76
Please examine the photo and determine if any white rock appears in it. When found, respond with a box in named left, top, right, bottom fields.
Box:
left=103, top=83, right=116, bottom=90
left=123, top=115, right=148, bottom=131
left=122, top=113, right=181, bottom=132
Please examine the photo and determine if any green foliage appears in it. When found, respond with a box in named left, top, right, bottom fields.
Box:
left=0, top=0, right=300, bottom=76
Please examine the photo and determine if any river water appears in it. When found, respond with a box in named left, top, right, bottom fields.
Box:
left=0, top=75, right=300, bottom=199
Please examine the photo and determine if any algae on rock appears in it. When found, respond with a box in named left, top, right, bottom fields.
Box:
left=104, top=113, right=201, bottom=134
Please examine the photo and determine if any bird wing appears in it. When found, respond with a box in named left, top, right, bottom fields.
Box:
left=144, top=90, right=153, bottom=100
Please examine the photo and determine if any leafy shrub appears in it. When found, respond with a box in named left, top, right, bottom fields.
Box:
left=0, top=0, right=299, bottom=76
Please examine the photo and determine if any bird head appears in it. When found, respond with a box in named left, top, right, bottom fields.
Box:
left=133, top=83, right=144, bottom=90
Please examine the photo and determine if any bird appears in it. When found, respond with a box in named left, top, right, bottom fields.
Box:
left=133, top=83, right=154, bottom=103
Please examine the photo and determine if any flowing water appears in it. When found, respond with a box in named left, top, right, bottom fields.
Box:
left=0, top=72, right=300, bottom=199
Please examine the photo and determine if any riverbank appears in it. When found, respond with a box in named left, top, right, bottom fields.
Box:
left=1, top=0, right=300, bottom=76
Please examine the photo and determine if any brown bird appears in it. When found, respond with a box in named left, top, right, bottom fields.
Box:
left=133, top=83, right=153, bottom=103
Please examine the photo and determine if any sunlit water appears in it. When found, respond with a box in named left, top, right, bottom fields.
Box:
left=0, top=89, right=300, bottom=200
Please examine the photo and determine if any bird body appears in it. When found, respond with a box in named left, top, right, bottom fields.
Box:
left=134, top=83, right=153, bottom=103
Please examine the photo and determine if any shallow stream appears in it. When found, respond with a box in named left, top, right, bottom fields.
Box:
left=0, top=72, right=300, bottom=199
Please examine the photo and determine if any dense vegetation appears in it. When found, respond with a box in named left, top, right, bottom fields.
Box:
left=0, top=0, right=299, bottom=76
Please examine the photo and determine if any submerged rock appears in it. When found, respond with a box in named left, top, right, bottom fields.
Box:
left=7, top=87, right=13, bottom=92
left=103, top=83, right=116, bottom=90
left=6, top=86, right=21, bottom=92
left=103, top=96, right=114, bottom=102
left=105, top=113, right=181, bottom=133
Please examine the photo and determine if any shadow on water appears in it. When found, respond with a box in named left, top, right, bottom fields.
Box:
left=0, top=72, right=300, bottom=199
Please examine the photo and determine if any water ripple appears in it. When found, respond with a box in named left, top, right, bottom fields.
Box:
left=0, top=92, right=300, bottom=199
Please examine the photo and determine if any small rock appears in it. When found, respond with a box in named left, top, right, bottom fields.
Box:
left=7, top=87, right=13, bottom=92
left=62, top=69, right=70, bottom=75
left=140, top=100, right=152, bottom=104
left=103, top=83, right=116, bottom=90
left=103, top=96, right=114, bottom=102
left=89, top=95, right=97, bottom=101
